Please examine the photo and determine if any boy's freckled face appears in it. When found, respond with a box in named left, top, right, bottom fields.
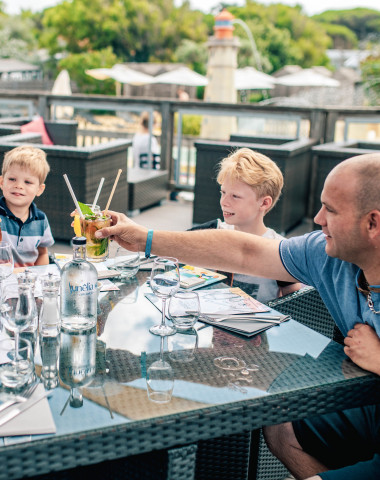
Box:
left=0, top=166, right=45, bottom=211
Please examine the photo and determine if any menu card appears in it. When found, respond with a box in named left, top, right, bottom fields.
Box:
left=145, top=287, right=290, bottom=337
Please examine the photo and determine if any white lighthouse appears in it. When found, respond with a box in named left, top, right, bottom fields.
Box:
left=201, top=9, right=240, bottom=140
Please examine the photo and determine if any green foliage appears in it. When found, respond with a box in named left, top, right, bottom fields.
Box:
left=58, top=48, right=119, bottom=95
left=321, top=23, right=358, bottom=49
left=39, top=0, right=208, bottom=63
left=175, top=113, right=201, bottom=136
left=229, top=3, right=331, bottom=72
left=361, top=52, right=380, bottom=106
left=174, top=39, right=208, bottom=75
left=0, top=15, right=38, bottom=59
left=313, top=8, right=380, bottom=43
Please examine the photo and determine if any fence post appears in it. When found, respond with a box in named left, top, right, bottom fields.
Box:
left=37, top=94, right=49, bottom=119
left=160, top=101, right=174, bottom=183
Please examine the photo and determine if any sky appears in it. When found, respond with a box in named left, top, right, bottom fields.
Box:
left=3, top=0, right=380, bottom=16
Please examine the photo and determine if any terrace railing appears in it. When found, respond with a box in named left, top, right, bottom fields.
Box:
left=0, top=89, right=379, bottom=192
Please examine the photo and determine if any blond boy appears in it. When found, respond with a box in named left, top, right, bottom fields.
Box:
left=0, top=145, right=54, bottom=267
left=191, top=147, right=301, bottom=301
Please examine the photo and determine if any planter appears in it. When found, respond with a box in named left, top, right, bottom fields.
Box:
left=193, top=137, right=316, bottom=234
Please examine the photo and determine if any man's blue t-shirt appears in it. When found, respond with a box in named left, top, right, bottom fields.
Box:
left=280, top=230, right=380, bottom=480
left=280, top=230, right=380, bottom=337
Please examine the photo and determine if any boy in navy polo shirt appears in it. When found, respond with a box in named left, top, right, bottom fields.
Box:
left=0, top=145, right=54, bottom=267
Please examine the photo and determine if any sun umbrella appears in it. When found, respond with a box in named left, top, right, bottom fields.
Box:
left=235, top=67, right=276, bottom=90
left=86, top=65, right=154, bottom=85
left=275, top=69, right=340, bottom=87
left=51, top=69, right=73, bottom=119
left=152, top=67, right=208, bottom=87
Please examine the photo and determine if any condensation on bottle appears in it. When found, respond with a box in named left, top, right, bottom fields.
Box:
left=60, top=237, right=98, bottom=332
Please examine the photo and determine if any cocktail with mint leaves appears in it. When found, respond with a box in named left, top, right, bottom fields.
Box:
left=77, top=202, right=111, bottom=262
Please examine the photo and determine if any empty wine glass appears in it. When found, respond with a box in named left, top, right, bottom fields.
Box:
left=149, top=257, right=180, bottom=336
left=1, top=284, right=35, bottom=375
left=146, top=336, right=174, bottom=404
left=0, top=242, right=14, bottom=303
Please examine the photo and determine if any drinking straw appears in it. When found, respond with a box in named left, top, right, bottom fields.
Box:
left=63, top=174, right=84, bottom=219
left=104, top=169, right=122, bottom=215
left=92, top=177, right=105, bottom=210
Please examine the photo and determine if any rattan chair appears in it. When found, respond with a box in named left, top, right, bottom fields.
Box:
left=252, top=286, right=341, bottom=480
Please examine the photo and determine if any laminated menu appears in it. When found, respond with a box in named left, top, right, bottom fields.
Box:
left=179, top=265, right=226, bottom=290
left=146, top=286, right=290, bottom=337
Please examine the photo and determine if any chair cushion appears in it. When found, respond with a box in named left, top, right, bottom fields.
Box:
left=21, top=116, right=54, bottom=145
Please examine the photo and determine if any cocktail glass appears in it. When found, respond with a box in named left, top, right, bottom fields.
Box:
left=81, top=206, right=111, bottom=262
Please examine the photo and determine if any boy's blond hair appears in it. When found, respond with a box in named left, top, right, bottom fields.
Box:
left=2, top=146, right=50, bottom=184
left=217, top=148, right=283, bottom=213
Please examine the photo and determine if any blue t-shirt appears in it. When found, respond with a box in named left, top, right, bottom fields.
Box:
left=0, top=196, right=54, bottom=267
left=280, top=230, right=380, bottom=337
left=281, top=231, right=380, bottom=480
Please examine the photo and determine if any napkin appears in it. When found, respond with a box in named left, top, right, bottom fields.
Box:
left=0, top=384, right=56, bottom=437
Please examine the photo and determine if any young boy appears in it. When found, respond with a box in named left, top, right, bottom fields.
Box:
left=191, top=147, right=301, bottom=302
left=0, top=145, right=54, bottom=267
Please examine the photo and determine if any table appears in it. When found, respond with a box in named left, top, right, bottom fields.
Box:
left=1, top=271, right=379, bottom=480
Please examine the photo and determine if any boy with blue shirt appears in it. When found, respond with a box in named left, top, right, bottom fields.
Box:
left=0, top=145, right=54, bottom=267
left=94, top=152, right=380, bottom=480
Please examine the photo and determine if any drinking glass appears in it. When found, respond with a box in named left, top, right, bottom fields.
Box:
left=168, top=291, right=200, bottom=330
left=1, top=284, right=35, bottom=381
left=0, top=338, right=34, bottom=390
left=149, top=257, right=180, bottom=336
left=113, top=246, right=140, bottom=278
left=168, top=328, right=198, bottom=363
left=146, top=336, right=174, bottom=404
left=0, top=242, right=14, bottom=303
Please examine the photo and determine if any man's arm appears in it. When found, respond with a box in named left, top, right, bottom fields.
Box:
left=35, top=246, right=49, bottom=265
left=95, top=211, right=297, bottom=282
left=344, top=323, right=380, bottom=375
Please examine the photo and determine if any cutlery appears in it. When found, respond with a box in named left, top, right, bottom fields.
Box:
left=0, top=389, right=50, bottom=428
left=0, top=380, right=39, bottom=414
left=199, top=313, right=284, bottom=324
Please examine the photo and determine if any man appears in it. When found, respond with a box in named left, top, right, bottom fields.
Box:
left=95, top=153, right=380, bottom=479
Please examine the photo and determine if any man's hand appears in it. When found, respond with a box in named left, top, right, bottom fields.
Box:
left=95, top=210, right=148, bottom=252
left=344, top=323, right=380, bottom=375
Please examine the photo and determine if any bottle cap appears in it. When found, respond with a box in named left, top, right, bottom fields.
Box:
left=72, top=236, right=87, bottom=245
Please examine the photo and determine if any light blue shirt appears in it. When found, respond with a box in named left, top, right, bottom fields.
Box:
left=280, top=231, right=380, bottom=337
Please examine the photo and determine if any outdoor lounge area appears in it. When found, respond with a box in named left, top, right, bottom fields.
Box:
left=0, top=92, right=379, bottom=480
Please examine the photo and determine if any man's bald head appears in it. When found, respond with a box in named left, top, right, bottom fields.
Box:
left=328, top=153, right=380, bottom=216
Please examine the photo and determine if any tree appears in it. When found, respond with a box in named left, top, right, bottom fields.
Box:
left=58, top=48, right=119, bottom=95
left=228, top=2, right=331, bottom=72
left=313, top=8, right=380, bottom=44
left=39, top=0, right=208, bottom=62
left=361, top=51, right=380, bottom=106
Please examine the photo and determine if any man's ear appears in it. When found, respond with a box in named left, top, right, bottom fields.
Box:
left=36, top=183, right=45, bottom=197
left=0, top=176, right=3, bottom=190
left=366, top=210, right=380, bottom=238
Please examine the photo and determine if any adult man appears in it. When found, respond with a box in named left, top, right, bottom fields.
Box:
left=95, top=153, right=380, bottom=479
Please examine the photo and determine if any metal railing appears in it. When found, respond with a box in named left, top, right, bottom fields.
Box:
left=0, top=90, right=379, bottom=190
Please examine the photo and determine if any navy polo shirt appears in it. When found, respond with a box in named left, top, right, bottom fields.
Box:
left=0, top=196, right=54, bottom=267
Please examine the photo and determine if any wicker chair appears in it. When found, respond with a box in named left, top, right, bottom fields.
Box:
left=252, top=286, right=342, bottom=480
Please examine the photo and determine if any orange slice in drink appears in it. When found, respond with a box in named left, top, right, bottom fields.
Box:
left=73, top=215, right=82, bottom=236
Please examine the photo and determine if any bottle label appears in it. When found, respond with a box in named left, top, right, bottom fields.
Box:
left=68, top=282, right=96, bottom=295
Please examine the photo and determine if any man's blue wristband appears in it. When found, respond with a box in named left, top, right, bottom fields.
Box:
left=145, top=229, right=154, bottom=258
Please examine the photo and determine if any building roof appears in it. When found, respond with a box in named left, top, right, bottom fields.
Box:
left=0, top=58, right=40, bottom=73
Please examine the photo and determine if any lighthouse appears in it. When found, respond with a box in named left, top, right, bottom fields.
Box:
left=201, top=9, right=240, bottom=140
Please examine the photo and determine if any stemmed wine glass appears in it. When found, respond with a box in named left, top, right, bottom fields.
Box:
left=0, top=242, right=14, bottom=303
left=146, top=336, right=174, bottom=404
left=149, top=256, right=180, bottom=336
left=1, top=284, right=35, bottom=368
